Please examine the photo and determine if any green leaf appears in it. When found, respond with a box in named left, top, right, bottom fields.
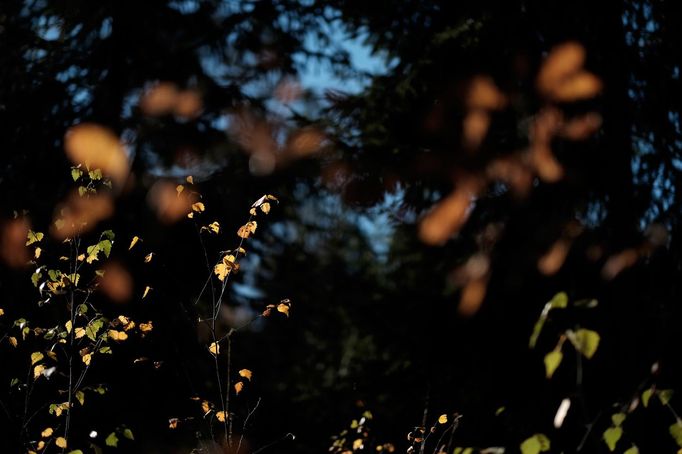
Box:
left=31, top=272, right=42, bottom=287
left=75, top=390, right=85, bottom=406
left=670, top=420, right=682, bottom=448
left=105, top=432, right=118, bottom=447
left=101, top=230, right=115, bottom=241
left=549, top=292, right=568, bottom=309
left=623, top=445, right=639, bottom=454
left=603, top=426, right=622, bottom=451
left=78, top=186, right=87, bottom=197
left=529, top=318, right=545, bottom=349
left=89, top=169, right=103, bottom=180
left=544, top=350, right=563, bottom=379
left=611, top=412, right=626, bottom=426
left=642, top=389, right=653, bottom=407
left=520, top=434, right=550, bottom=454
left=568, top=329, right=600, bottom=359
left=71, top=167, right=83, bottom=181
left=99, top=346, right=112, bottom=354
left=77, top=304, right=88, bottom=315
left=658, top=389, right=674, bottom=406
left=99, top=239, right=112, bottom=258
left=122, top=428, right=134, bottom=440
left=86, top=319, right=103, bottom=342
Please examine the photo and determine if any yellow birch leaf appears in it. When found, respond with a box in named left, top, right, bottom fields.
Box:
left=82, top=353, right=92, bottom=366
left=143, top=286, right=152, bottom=299
left=144, top=253, right=154, bottom=263
left=438, top=414, right=448, bottom=424
left=216, top=411, right=226, bottom=422
left=260, top=202, right=271, bottom=214
left=108, top=330, right=128, bottom=342
left=168, top=418, right=179, bottom=429
left=31, top=351, right=44, bottom=365
left=234, top=381, right=244, bottom=394
left=201, top=400, right=211, bottom=414
left=249, top=207, right=257, bottom=216
left=176, top=185, right=184, bottom=195
left=9, top=336, right=18, bottom=347
left=214, top=262, right=229, bottom=281
left=0, top=308, right=4, bottom=316
left=75, top=327, right=86, bottom=339
left=208, top=222, right=220, bottom=234
left=65, top=320, right=72, bottom=333
left=75, top=390, right=85, bottom=406
left=237, top=224, right=251, bottom=239
left=238, top=369, right=253, bottom=381
left=41, top=427, right=53, bottom=438
left=186, top=176, right=194, bottom=184
left=77, top=253, right=85, bottom=261
left=46, top=351, right=58, bottom=361
left=139, top=322, right=153, bottom=333
left=34, top=247, right=42, bottom=259
left=26, top=230, right=44, bottom=246
left=208, top=342, right=220, bottom=356
left=129, top=236, right=141, bottom=250
left=55, top=437, right=67, bottom=448
left=33, top=364, right=46, bottom=380
left=191, top=202, right=205, bottom=212
left=277, top=303, right=290, bottom=317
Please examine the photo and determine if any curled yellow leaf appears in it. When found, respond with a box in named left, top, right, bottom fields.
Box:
left=238, top=369, right=253, bottom=381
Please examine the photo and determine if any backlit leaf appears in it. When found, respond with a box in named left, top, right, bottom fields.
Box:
left=238, top=369, right=252, bottom=381
left=623, top=446, right=639, bottom=454
left=144, top=253, right=154, bottom=263
left=208, top=222, right=220, bottom=234
left=209, top=342, right=220, bottom=356
left=520, top=434, right=550, bottom=454
left=276, top=303, right=290, bottom=316
left=659, top=389, right=674, bottom=406
left=603, top=426, right=622, bottom=451
left=123, top=428, right=134, bottom=440
left=438, top=414, right=448, bottom=424
left=191, top=202, right=205, bottom=212
left=75, top=390, right=85, bottom=406
left=143, top=286, right=152, bottom=299
left=611, top=413, right=626, bottom=427
left=55, top=437, right=67, bottom=448
left=549, top=292, right=568, bottom=309
left=108, top=330, right=128, bottom=342
left=105, top=432, right=118, bottom=447
left=139, top=322, right=153, bottom=333
left=31, top=351, right=44, bottom=365
left=544, top=350, right=562, bottom=378
left=75, top=327, right=86, bottom=339
left=81, top=353, right=92, bottom=366
left=26, top=230, right=44, bottom=246
left=234, top=381, right=244, bottom=394
left=41, top=427, right=53, bottom=437
left=216, top=411, right=226, bottom=422
left=129, top=236, right=141, bottom=250
left=642, top=389, right=653, bottom=407
left=186, top=176, right=194, bottom=184
left=260, top=202, right=271, bottom=214
left=568, top=329, right=600, bottom=359
left=670, top=420, right=682, bottom=447
left=33, top=364, right=45, bottom=380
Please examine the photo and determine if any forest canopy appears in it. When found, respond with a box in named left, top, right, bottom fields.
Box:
left=1, top=1, right=681, bottom=453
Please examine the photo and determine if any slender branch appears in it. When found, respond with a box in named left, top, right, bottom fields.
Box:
left=237, top=397, right=261, bottom=454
